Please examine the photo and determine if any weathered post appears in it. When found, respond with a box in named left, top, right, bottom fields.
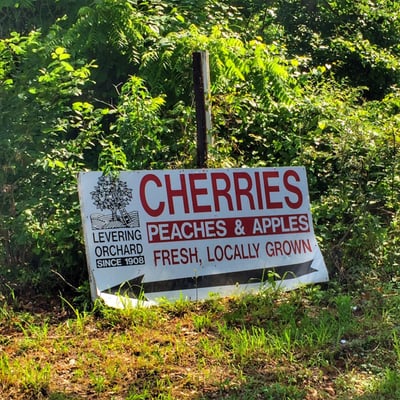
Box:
left=193, top=51, right=212, bottom=168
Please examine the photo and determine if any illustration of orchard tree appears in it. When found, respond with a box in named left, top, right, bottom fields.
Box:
left=91, top=175, right=133, bottom=222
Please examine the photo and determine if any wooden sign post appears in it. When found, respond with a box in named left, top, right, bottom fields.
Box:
left=193, top=51, right=212, bottom=168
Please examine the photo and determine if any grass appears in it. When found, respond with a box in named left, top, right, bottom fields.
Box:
left=1, top=282, right=400, bottom=399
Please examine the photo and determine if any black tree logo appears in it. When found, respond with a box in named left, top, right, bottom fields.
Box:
left=90, top=175, right=138, bottom=228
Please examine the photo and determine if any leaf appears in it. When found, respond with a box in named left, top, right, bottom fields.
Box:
left=59, top=53, right=71, bottom=61
left=60, top=61, right=74, bottom=72
left=54, top=47, right=66, bottom=55
left=54, top=160, right=66, bottom=169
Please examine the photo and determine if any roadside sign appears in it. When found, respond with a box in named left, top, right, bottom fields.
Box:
left=78, top=167, right=328, bottom=307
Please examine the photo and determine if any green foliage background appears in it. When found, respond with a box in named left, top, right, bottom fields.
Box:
left=0, top=0, right=399, bottom=294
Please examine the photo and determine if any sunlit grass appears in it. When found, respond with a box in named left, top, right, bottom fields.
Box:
left=0, top=282, right=400, bottom=399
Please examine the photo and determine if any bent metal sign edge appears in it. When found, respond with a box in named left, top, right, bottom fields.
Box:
left=78, top=167, right=329, bottom=308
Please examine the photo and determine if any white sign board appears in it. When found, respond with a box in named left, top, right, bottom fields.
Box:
left=78, top=167, right=328, bottom=307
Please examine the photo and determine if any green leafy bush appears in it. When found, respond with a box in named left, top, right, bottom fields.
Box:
left=0, top=0, right=399, bottom=295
